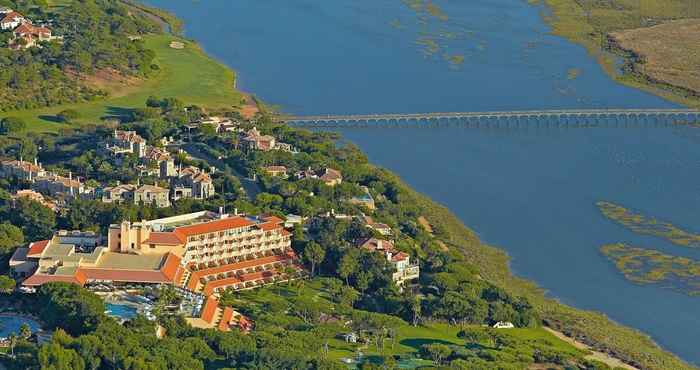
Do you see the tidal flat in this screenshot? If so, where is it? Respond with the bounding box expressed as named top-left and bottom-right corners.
top-left (601, 243), bottom-right (700, 296)
top-left (597, 201), bottom-right (700, 248)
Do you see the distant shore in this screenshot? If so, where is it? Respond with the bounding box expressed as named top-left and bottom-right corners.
top-left (538, 0), bottom-right (700, 109)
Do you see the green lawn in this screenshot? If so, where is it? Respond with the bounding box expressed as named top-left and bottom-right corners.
top-left (234, 279), bottom-right (583, 366)
top-left (7, 34), bottom-right (242, 133)
top-left (325, 323), bottom-right (583, 362)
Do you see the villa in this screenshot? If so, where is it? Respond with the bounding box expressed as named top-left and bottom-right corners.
top-left (364, 215), bottom-right (392, 236)
top-left (241, 127), bottom-right (276, 151)
top-left (241, 127), bottom-right (294, 152)
top-left (32, 172), bottom-right (91, 199)
top-left (133, 185), bottom-right (170, 208)
top-left (170, 167), bottom-right (215, 200)
top-left (0, 10), bottom-right (24, 30)
top-left (101, 184), bottom-right (137, 204)
top-left (0, 158), bottom-right (46, 181)
top-left (106, 130), bottom-right (148, 158)
top-left (0, 159), bottom-right (92, 201)
top-left (263, 166), bottom-right (288, 178)
top-left (296, 167), bottom-right (343, 186)
top-left (11, 22), bottom-right (52, 49)
top-left (319, 168), bottom-right (342, 186)
top-left (357, 238), bottom-right (419, 286)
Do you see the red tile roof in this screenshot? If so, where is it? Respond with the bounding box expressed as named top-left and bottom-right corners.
top-left (218, 307), bottom-right (234, 331)
top-left (202, 276), bottom-right (241, 296)
top-left (22, 270), bottom-right (87, 287)
top-left (80, 269), bottom-right (172, 284)
top-left (174, 216), bottom-right (255, 237)
top-left (262, 215), bottom-right (284, 224)
top-left (201, 296), bottom-right (219, 324)
top-left (159, 253), bottom-right (183, 282)
top-left (0, 11), bottom-right (22, 24)
top-left (27, 239), bottom-right (50, 257)
top-left (258, 222), bottom-right (281, 232)
top-left (391, 252), bottom-right (410, 262)
top-left (143, 232), bottom-right (185, 246)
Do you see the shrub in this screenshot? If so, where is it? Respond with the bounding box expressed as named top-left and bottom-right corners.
top-left (0, 117), bottom-right (27, 134)
top-left (57, 109), bottom-right (80, 123)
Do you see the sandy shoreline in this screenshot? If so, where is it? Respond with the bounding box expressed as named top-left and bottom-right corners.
top-left (544, 327), bottom-right (639, 370)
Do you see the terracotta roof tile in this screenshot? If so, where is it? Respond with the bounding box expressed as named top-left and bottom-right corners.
top-left (218, 307), bottom-right (234, 331)
top-left (27, 240), bottom-right (50, 257)
top-left (22, 271), bottom-right (86, 287)
top-left (80, 269), bottom-right (171, 284)
top-left (174, 217), bottom-right (255, 237)
top-left (143, 232), bottom-right (185, 246)
top-left (159, 253), bottom-right (183, 282)
top-left (201, 296), bottom-right (219, 323)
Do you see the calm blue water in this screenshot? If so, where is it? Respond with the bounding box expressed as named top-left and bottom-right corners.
top-left (145, 0), bottom-right (700, 364)
top-left (105, 303), bottom-right (138, 320)
top-left (0, 314), bottom-right (41, 337)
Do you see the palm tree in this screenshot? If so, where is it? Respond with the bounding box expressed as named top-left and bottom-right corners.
top-left (19, 323), bottom-right (31, 339)
top-left (8, 332), bottom-right (17, 358)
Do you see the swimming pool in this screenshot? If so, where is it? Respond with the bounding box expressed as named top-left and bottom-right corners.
top-left (105, 303), bottom-right (138, 320)
top-left (0, 314), bottom-right (41, 338)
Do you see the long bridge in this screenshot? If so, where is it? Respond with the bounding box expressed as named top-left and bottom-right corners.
top-left (283, 109), bottom-right (700, 128)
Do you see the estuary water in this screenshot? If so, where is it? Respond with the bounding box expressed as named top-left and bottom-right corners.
top-left (144, 0), bottom-right (700, 363)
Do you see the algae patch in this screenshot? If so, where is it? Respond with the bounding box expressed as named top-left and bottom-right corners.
top-left (597, 201), bottom-right (700, 248)
top-left (601, 243), bottom-right (700, 296)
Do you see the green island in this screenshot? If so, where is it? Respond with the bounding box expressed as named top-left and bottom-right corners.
top-left (537, 0), bottom-right (700, 107)
top-left (597, 201), bottom-right (700, 248)
top-left (0, 0), bottom-right (695, 370)
top-left (601, 243), bottom-right (700, 296)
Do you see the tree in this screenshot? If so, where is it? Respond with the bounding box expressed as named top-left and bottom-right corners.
top-left (8, 332), bottom-right (17, 358)
top-left (0, 222), bottom-right (24, 254)
top-left (355, 271), bottom-right (370, 294)
top-left (338, 286), bottom-right (359, 309)
top-left (409, 294), bottom-right (421, 327)
top-left (200, 123), bottom-right (217, 138)
top-left (19, 323), bottom-right (32, 339)
top-left (0, 117), bottom-right (26, 134)
top-left (420, 343), bottom-right (452, 365)
top-left (292, 296), bottom-right (323, 324)
top-left (303, 241), bottom-right (325, 277)
top-left (57, 109), bottom-right (80, 123)
top-left (0, 275), bottom-right (15, 293)
top-left (38, 341), bottom-right (86, 370)
top-left (338, 250), bottom-right (359, 286)
top-left (11, 198), bottom-right (55, 241)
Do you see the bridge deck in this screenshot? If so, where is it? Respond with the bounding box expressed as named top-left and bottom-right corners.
top-left (284, 109), bottom-right (700, 126)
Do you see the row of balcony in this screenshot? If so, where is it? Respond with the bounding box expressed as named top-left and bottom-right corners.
top-left (187, 245), bottom-right (285, 260)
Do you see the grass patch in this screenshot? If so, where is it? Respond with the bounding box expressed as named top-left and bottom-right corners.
top-left (5, 34), bottom-right (242, 133)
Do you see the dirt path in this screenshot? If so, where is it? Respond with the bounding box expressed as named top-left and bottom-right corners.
top-left (543, 327), bottom-right (638, 370)
top-left (418, 216), bottom-right (433, 233)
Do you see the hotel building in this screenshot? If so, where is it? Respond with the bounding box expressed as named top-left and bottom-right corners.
top-left (11, 210), bottom-right (299, 296)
